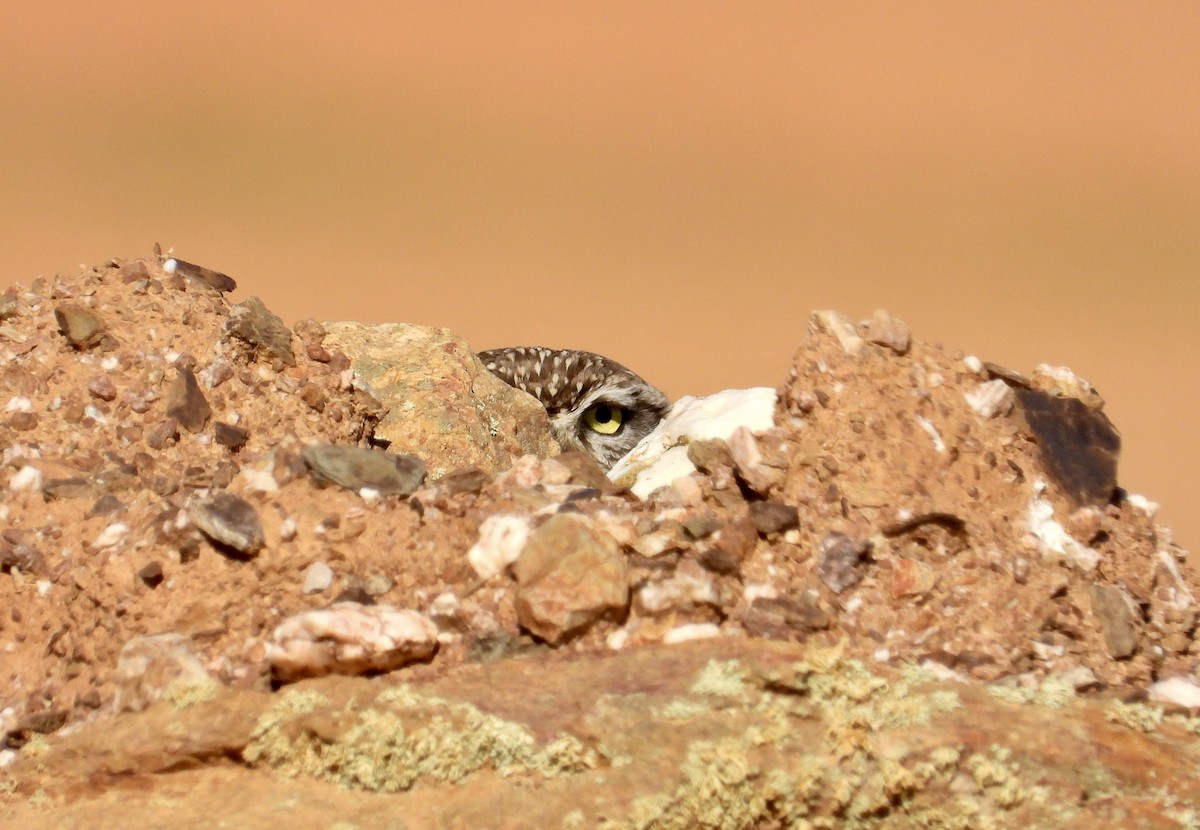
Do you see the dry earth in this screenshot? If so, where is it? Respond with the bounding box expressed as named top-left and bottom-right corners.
top-left (1, 254), bottom-right (1198, 828)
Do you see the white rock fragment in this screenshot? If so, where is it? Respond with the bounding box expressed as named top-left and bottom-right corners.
top-left (1125, 493), bottom-right (1160, 519)
top-left (94, 522), bottom-right (129, 549)
top-left (811, 310), bottom-right (865, 356)
top-left (609, 387), bottom-right (777, 499)
top-left (4, 396), bottom-right (31, 413)
top-left (266, 602), bottom-right (438, 682)
top-left (467, 513), bottom-right (532, 579)
top-left (8, 465), bottom-right (43, 492)
top-left (963, 354), bottom-right (985, 375)
top-left (1027, 480), bottom-right (1101, 571)
top-left (663, 622), bottom-right (721, 644)
top-left (1148, 677), bottom-right (1200, 709)
top-left (302, 561), bottom-right (334, 594)
top-left (914, 416), bottom-right (945, 453)
top-left (964, 378), bottom-right (1014, 418)
top-left (1156, 550), bottom-right (1194, 610)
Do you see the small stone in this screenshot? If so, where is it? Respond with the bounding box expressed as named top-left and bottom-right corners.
top-left (87, 494), bottom-right (126, 518)
top-left (1088, 584), bottom-right (1137, 659)
top-left (87, 375), bottom-right (117, 401)
top-left (226, 296), bottom-right (296, 366)
top-left (1015, 387), bottom-right (1120, 509)
top-left (302, 444), bottom-right (426, 497)
top-left (513, 514), bottom-right (630, 645)
top-left (437, 467), bottom-right (490, 497)
top-left (189, 492), bottom-right (265, 558)
top-left (861, 308), bottom-right (911, 354)
top-left (818, 532), bottom-right (871, 594)
top-left (743, 593), bottom-right (829, 640)
top-left (686, 438), bottom-right (733, 473)
top-left (265, 602), bottom-right (438, 682)
top-left (811, 310), bottom-right (865, 357)
top-left (468, 514), bottom-right (532, 580)
top-left (165, 369), bottom-right (212, 433)
top-left (364, 574), bottom-right (395, 597)
top-left (709, 515), bottom-right (758, 563)
top-left (748, 501), bottom-right (800, 536)
top-left (1148, 677), bottom-right (1200, 709)
top-left (7, 412), bottom-right (37, 431)
top-left (303, 561), bottom-right (334, 594)
top-left (145, 418), bottom-right (179, 449)
top-left (964, 379), bottom-right (1015, 418)
top-left (42, 476), bottom-right (89, 499)
top-left (138, 561), bottom-right (164, 588)
top-left (54, 303), bottom-right (106, 349)
top-left (891, 557), bottom-right (935, 598)
top-left (213, 422), bottom-right (250, 451)
top-left (683, 513), bottom-right (722, 540)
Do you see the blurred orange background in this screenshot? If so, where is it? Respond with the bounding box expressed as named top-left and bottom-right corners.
top-left (2, 2), bottom-right (1197, 548)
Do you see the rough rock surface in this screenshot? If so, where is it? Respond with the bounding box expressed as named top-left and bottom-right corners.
top-left (1, 259), bottom-right (1198, 827)
top-left (323, 321), bottom-right (560, 478)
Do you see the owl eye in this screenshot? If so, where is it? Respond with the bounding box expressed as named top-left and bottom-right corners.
top-left (583, 403), bottom-right (624, 435)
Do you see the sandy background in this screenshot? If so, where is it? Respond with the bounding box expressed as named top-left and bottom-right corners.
top-left (2, 2), bottom-right (1196, 548)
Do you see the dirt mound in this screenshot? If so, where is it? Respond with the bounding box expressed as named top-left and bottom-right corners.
top-left (1, 255), bottom-right (1197, 827)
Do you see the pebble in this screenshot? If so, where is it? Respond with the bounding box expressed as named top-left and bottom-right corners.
top-left (265, 602), bottom-right (438, 682)
top-left (1088, 584), bottom-right (1137, 659)
top-left (513, 514), bottom-right (629, 644)
top-left (1148, 677), bottom-right (1200, 709)
top-left (87, 375), bottom-right (118, 401)
top-left (302, 443), bottom-right (426, 497)
top-left (964, 379), bottom-right (1014, 418)
top-left (214, 422), bottom-right (250, 451)
top-left (811, 309), bottom-right (865, 356)
top-left (165, 368), bottom-right (213, 433)
top-left (189, 492), bottom-right (265, 557)
top-left (1015, 387), bottom-right (1120, 509)
top-left (303, 561), bottom-right (334, 594)
top-left (662, 622), bottom-right (721, 644)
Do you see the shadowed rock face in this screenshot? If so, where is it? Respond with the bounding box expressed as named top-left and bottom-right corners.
top-left (0, 260), bottom-right (1196, 827)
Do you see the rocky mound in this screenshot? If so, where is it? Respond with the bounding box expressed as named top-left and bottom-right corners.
top-left (1, 255), bottom-right (1197, 827)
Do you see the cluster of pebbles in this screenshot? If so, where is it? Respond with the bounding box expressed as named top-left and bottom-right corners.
top-left (1, 255), bottom-right (1197, 756)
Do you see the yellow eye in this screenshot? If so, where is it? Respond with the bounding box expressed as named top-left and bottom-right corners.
top-left (584, 403), bottom-right (623, 435)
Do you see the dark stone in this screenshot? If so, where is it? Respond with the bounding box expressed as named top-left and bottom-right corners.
top-left (165, 369), bottom-right (212, 433)
top-left (42, 476), bottom-right (90, 499)
top-left (743, 593), bottom-right (830, 640)
top-left (817, 532), bottom-right (871, 594)
top-left (0, 543), bottom-right (44, 575)
top-left (696, 547), bottom-right (741, 575)
top-left (302, 444), bottom-right (426, 497)
top-left (214, 422), bottom-right (250, 451)
top-left (748, 501), bottom-right (800, 536)
top-left (226, 296), bottom-right (296, 366)
top-left (189, 492), bottom-right (265, 558)
top-left (54, 304), bottom-right (106, 349)
top-left (164, 257), bottom-right (237, 293)
top-left (87, 494), bottom-right (126, 518)
top-left (138, 561), bottom-right (165, 588)
top-left (4, 709), bottom-right (68, 748)
top-left (1015, 387), bottom-right (1120, 508)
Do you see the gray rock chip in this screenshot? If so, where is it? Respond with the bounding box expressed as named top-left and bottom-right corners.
top-left (514, 514), bottom-right (630, 645)
top-left (322, 322), bottom-right (559, 479)
top-left (302, 443), bottom-right (425, 496)
top-left (1088, 584), bottom-right (1138, 659)
top-left (165, 368), bottom-right (212, 433)
top-left (817, 532), bottom-right (871, 594)
top-left (189, 492), bottom-right (265, 558)
top-left (54, 303), bottom-right (106, 349)
top-left (226, 296), bottom-right (296, 366)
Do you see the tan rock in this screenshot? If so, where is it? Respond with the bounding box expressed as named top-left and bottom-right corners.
top-left (323, 321), bottom-right (559, 478)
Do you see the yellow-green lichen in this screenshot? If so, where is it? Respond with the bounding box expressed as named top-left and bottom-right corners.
top-left (161, 677), bottom-right (221, 709)
top-left (985, 676), bottom-right (1074, 710)
top-left (242, 684), bottom-right (596, 792)
top-left (1105, 700), bottom-right (1165, 733)
top-left (689, 659), bottom-right (751, 700)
